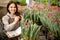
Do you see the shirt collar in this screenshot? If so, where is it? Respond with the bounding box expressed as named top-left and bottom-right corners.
top-left (7, 13), bottom-right (16, 18)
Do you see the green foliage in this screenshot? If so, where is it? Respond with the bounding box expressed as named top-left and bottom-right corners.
top-left (39, 6), bottom-right (60, 37)
top-left (35, 0), bottom-right (48, 4)
top-left (50, 0), bottom-right (58, 6)
top-left (23, 7), bottom-right (41, 24)
top-left (21, 3), bottom-right (60, 39)
top-left (17, 0), bottom-right (26, 5)
top-left (12, 0), bottom-right (26, 5)
top-left (20, 20), bottom-right (41, 40)
top-left (50, 0), bottom-right (60, 7)
top-left (42, 0), bottom-right (48, 5)
top-left (21, 7), bottom-right (42, 40)
top-left (35, 0), bottom-right (60, 7)
top-left (57, 0), bottom-right (60, 7)
top-left (35, 0), bottom-right (40, 4)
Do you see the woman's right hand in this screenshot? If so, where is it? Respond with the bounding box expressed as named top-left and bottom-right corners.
top-left (14, 16), bottom-right (20, 23)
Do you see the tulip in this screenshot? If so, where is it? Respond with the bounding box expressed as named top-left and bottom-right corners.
top-left (47, 13), bottom-right (51, 18)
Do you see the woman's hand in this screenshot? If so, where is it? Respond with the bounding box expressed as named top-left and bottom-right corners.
top-left (14, 16), bottom-right (20, 23)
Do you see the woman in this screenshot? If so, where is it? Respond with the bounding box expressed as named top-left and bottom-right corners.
top-left (2, 1), bottom-right (22, 40)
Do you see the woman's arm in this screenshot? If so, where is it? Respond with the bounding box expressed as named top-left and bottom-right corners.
top-left (2, 16), bottom-right (19, 31)
top-left (5, 27), bottom-right (21, 38)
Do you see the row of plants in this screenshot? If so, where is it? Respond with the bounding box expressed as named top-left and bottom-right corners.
top-left (20, 3), bottom-right (60, 40)
top-left (19, 3), bottom-right (42, 39)
top-left (50, 0), bottom-right (60, 7)
top-left (35, 0), bottom-right (60, 7)
top-left (20, 20), bottom-right (41, 40)
top-left (19, 3), bottom-right (43, 40)
top-left (11, 0), bottom-right (60, 7)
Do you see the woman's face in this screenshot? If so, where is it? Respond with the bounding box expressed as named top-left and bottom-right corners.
top-left (8, 3), bottom-right (16, 14)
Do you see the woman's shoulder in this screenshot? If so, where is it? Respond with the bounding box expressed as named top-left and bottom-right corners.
top-left (2, 14), bottom-right (10, 20)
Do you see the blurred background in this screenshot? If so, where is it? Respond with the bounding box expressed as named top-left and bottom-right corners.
top-left (0, 0), bottom-right (60, 19)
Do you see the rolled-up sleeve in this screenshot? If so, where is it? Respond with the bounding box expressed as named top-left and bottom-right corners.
top-left (2, 16), bottom-right (15, 31)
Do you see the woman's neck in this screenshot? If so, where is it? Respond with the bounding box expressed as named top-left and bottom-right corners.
top-left (10, 13), bottom-right (15, 17)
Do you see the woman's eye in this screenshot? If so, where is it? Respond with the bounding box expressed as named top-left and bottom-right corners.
top-left (10, 6), bottom-right (16, 8)
top-left (14, 7), bottom-right (16, 8)
top-left (10, 7), bottom-right (13, 8)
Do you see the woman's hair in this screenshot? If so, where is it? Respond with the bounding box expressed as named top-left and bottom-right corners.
top-left (7, 1), bottom-right (18, 15)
